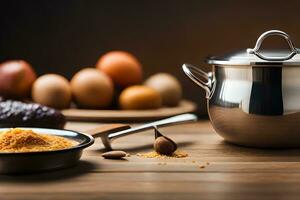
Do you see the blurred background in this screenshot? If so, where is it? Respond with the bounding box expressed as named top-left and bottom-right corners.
top-left (1, 0), bottom-right (299, 116)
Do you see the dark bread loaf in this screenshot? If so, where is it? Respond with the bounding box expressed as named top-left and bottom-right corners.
top-left (0, 100), bottom-right (66, 129)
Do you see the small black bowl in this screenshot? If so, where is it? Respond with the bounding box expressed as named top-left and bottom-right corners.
top-left (0, 127), bottom-right (94, 174)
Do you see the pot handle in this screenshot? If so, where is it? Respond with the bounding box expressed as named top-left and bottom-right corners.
top-left (182, 63), bottom-right (215, 99)
top-left (247, 30), bottom-right (298, 61)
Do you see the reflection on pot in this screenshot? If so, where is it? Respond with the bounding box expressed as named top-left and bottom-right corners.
top-left (208, 65), bottom-right (300, 147)
top-left (282, 67), bottom-right (300, 114)
top-left (209, 105), bottom-right (300, 148)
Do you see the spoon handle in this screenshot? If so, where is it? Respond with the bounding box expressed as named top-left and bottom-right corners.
top-left (108, 113), bottom-right (198, 140)
top-left (85, 124), bottom-right (131, 138)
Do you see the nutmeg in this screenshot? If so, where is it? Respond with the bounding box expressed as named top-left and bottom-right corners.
top-left (153, 127), bottom-right (177, 155)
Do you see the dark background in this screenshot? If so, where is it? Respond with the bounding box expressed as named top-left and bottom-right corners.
top-left (1, 0), bottom-right (299, 115)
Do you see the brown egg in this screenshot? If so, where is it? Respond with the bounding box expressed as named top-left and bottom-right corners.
top-left (119, 85), bottom-right (162, 110)
top-left (0, 60), bottom-right (37, 98)
top-left (32, 74), bottom-right (72, 109)
top-left (144, 73), bottom-right (182, 106)
top-left (96, 51), bottom-right (143, 87)
top-left (71, 68), bottom-right (114, 109)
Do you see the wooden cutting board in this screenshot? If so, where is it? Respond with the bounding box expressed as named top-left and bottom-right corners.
top-left (62, 100), bottom-right (196, 122)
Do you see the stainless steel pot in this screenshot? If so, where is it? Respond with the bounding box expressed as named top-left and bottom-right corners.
top-left (183, 30), bottom-right (300, 148)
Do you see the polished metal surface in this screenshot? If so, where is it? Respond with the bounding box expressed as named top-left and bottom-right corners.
top-left (247, 30), bottom-right (298, 61)
top-left (209, 65), bottom-right (300, 148)
top-left (183, 64), bottom-right (300, 148)
top-left (183, 30), bottom-right (300, 148)
top-left (182, 64), bottom-right (215, 98)
top-left (207, 30), bottom-right (300, 66)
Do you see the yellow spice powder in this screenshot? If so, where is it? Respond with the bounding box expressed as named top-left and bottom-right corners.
top-left (0, 128), bottom-right (76, 153)
top-left (136, 151), bottom-right (188, 159)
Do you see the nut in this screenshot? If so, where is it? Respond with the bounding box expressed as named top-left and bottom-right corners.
top-left (154, 136), bottom-right (177, 155)
top-left (101, 150), bottom-right (127, 159)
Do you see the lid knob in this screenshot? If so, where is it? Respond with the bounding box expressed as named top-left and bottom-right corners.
top-left (247, 30), bottom-right (298, 61)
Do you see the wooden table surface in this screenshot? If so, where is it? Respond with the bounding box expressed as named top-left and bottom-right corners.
top-left (1, 120), bottom-right (300, 200)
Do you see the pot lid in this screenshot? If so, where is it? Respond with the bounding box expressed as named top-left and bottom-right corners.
top-left (207, 30), bottom-right (300, 66)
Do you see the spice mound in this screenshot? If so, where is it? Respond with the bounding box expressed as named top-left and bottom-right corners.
top-left (0, 128), bottom-right (76, 153)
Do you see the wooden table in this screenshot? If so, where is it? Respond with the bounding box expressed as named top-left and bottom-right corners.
top-left (1, 120), bottom-right (300, 200)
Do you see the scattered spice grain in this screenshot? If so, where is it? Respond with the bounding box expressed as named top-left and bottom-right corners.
top-left (136, 150), bottom-right (188, 159)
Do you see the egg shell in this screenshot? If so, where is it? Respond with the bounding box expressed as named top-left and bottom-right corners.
top-left (32, 74), bottom-right (72, 109)
top-left (71, 68), bottom-right (114, 109)
top-left (96, 51), bottom-right (142, 87)
top-left (144, 73), bottom-right (182, 106)
top-left (0, 60), bottom-right (36, 98)
top-left (119, 85), bottom-right (162, 110)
